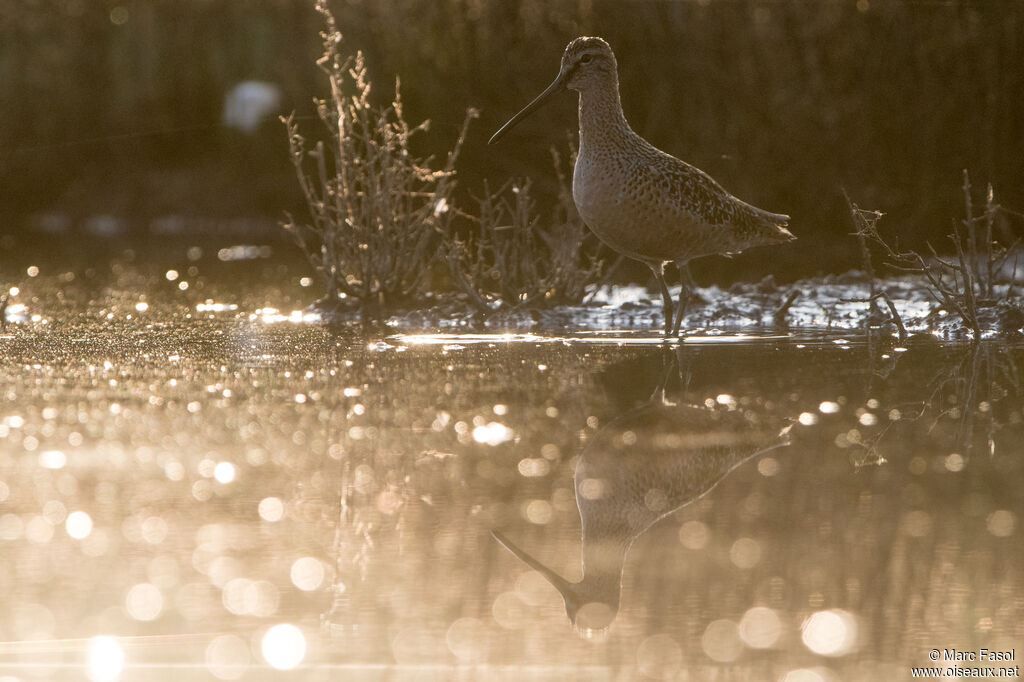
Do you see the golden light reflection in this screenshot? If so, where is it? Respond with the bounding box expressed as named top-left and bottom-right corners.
top-left (261, 624), bottom-right (306, 670)
top-left (491, 591), bottom-right (529, 630)
top-left (87, 636), bottom-right (124, 682)
top-left (797, 412), bottom-right (818, 426)
top-left (472, 421), bottom-right (514, 446)
top-left (258, 497), bottom-right (285, 522)
top-left (208, 556), bottom-right (244, 588)
top-left (125, 582), bottom-right (164, 621)
top-left (780, 668), bottom-right (838, 682)
top-left (38, 449), bottom-right (67, 469)
top-left (213, 461), bottom-right (236, 484)
top-left (222, 578), bottom-right (252, 615)
top-left (524, 499), bottom-right (554, 525)
top-left (0, 513), bottom-right (23, 540)
top-left (716, 393), bottom-right (737, 409)
top-left (801, 609), bottom-right (859, 656)
top-left (25, 515), bottom-right (55, 544)
top-left (205, 634), bottom-right (250, 680)
top-left (247, 580), bottom-right (280, 617)
top-left (578, 478), bottom-right (607, 501)
top-left (66, 510), bottom-right (93, 539)
top-left (290, 557), bottom-right (326, 591)
top-left (391, 627), bottom-right (441, 664)
top-left (758, 457), bottom-right (780, 476)
top-left (818, 401), bottom-right (840, 415)
top-left (517, 457), bottom-right (551, 477)
top-left (445, 617), bottom-right (489, 662)
top-left (701, 619), bottom-right (742, 662)
top-left (738, 606), bottom-right (784, 649)
top-left (196, 302), bottom-right (239, 313)
top-left (636, 633), bottom-right (682, 680)
top-left (255, 308), bottom-right (320, 324)
top-left (987, 510), bottom-right (1016, 537)
top-left (944, 453), bottom-right (965, 472)
top-left (729, 537), bottom-right (762, 569)
top-left (678, 520), bottom-right (711, 550)
top-left (140, 516), bottom-right (169, 545)
top-left (901, 510), bottom-right (932, 538)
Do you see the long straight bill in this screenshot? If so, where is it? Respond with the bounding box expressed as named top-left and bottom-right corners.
top-left (490, 530), bottom-right (576, 597)
top-left (488, 72), bottom-right (567, 145)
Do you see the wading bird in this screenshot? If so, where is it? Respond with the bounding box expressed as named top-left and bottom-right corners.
top-left (490, 37), bottom-right (795, 336)
top-left (492, 384), bottom-right (790, 636)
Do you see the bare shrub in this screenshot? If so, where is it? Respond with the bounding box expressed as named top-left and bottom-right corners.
top-left (282, 0), bottom-right (473, 315)
top-left (848, 170), bottom-right (1021, 336)
top-left (283, 3), bottom-right (606, 320)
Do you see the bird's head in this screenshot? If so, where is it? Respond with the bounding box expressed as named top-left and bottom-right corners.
top-left (489, 36), bottom-right (617, 144)
top-left (559, 36), bottom-right (618, 92)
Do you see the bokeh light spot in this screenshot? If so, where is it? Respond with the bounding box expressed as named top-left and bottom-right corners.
top-left (524, 499), bottom-right (553, 525)
top-left (261, 624), bottom-right (306, 670)
top-left (125, 583), bottom-right (164, 621)
top-left (701, 619), bottom-right (742, 662)
top-left (290, 557), bottom-right (326, 591)
top-left (738, 606), bottom-right (783, 649)
top-left (258, 497), bottom-right (285, 522)
top-left (66, 511), bottom-right (94, 539)
top-left (205, 634), bottom-right (250, 680)
top-left (987, 510), bottom-right (1016, 537)
top-left (39, 450), bottom-right (67, 469)
top-left (818, 401), bottom-right (840, 415)
top-left (213, 461), bottom-right (236, 484)
top-left (679, 520), bottom-right (710, 550)
top-left (801, 609), bottom-right (858, 656)
top-left (446, 617), bottom-right (488, 662)
top-left (729, 537), bottom-right (762, 569)
top-left (491, 591), bottom-right (529, 630)
top-left (87, 636), bottom-right (124, 682)
top-left (636, 633), bottom-right (682, 679)
top-left (472, 421), bottom-right (513, 446)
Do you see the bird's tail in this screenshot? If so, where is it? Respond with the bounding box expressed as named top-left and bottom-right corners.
top-left (759, 209), bottom-right (795, 242)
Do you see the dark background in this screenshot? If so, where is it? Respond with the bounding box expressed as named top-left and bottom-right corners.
top-left (2, 0), bottom-right (1022, 283)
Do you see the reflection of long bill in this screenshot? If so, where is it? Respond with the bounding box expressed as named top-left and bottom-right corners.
top-left (488, 71), bottom-right (569, 145)
top-left (490, 529), bottom-right (579, 608)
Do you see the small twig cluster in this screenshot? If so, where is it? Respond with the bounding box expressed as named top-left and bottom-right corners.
top-left (443, 150), bottom-right (603, 316)
top-left (847, 171), bottom-right (1021, 337)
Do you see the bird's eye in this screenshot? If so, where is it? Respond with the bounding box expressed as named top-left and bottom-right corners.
top-left (580, 54), bottom-right (592, 64)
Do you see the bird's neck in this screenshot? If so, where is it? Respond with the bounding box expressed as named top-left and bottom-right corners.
top-left (577, 80), bottom-right (631, 150)
top-left (578, 534), bottom-right (629, 597)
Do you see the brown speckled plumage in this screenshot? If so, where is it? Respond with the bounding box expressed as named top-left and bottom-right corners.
top-left (491, 36), bottom-right (795, 336)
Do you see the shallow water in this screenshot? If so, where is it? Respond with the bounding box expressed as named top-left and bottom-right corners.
top-left (0, 265), bottom-right (1022, 681)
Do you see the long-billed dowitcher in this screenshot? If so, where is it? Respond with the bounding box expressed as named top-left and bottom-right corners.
top-left (490, 37), bottom-right (795, 336)
top-left (492, 384), bottom-right (790, 635)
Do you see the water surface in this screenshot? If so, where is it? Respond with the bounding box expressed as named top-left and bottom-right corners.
top-left (0, 270), bottom-right (1022, 681)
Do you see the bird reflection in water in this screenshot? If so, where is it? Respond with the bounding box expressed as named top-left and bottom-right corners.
top-left (492, 362), bottom-right (791, 637)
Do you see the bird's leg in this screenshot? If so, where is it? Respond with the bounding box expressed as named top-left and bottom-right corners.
top-left (672, 262), bottom-right (696, 336)
top-left (648, 262), bottom-right (674, 337)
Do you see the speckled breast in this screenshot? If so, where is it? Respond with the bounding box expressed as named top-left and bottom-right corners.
top-left (572, 149), bottom-right (705, 265)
